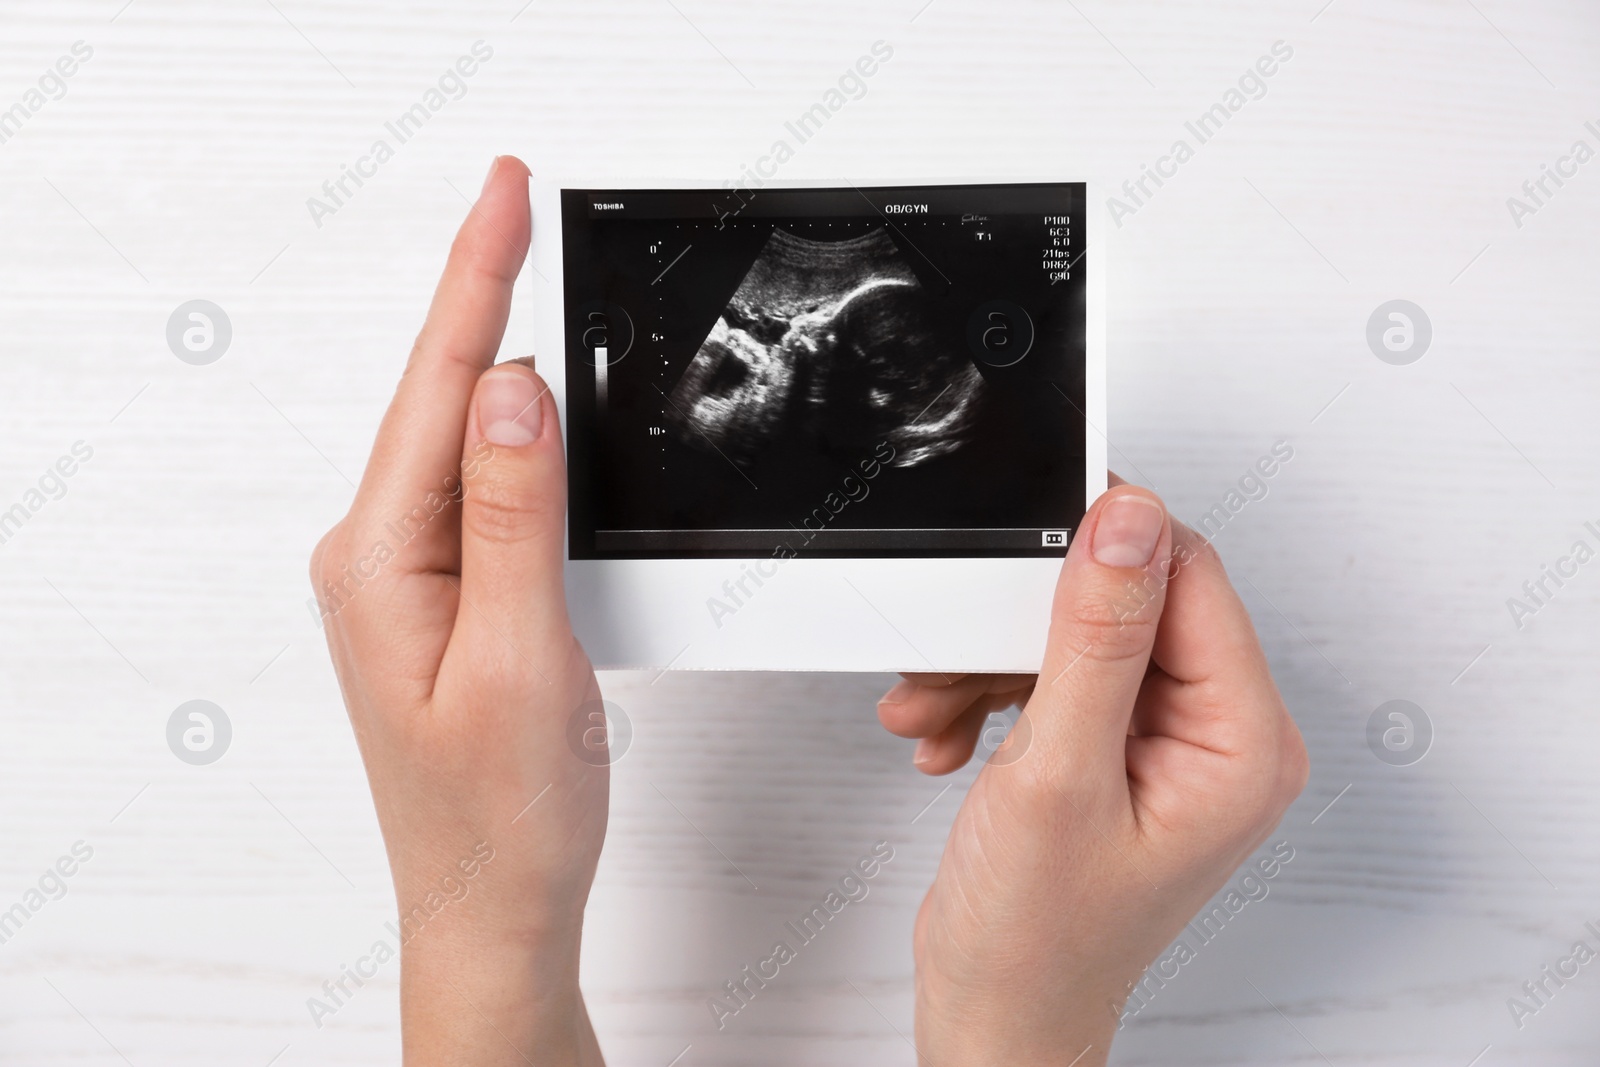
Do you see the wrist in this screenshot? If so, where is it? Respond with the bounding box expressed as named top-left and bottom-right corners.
top-left (916, 1005), bottom-right (1117, 1067)
top-left (914, 954), bottom-right (1120, 1067)
top-left (400, 928), bottom-right (602, 1067)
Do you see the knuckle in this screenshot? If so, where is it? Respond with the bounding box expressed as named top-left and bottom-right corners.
top-left (1276, 721), bottom-right (1311, 805)
top-left (1244, 776), bottom-right (1288, 824)
top-left (462, 468), bottom-right (555, 546)
top-left (1057, 585), bottom-right (1162, 663)
top-left (1171, 525), bottom-right (1224, 576)
top-left (309, 524), bottom-right (345, 588)
top-left (1233, 720), bottom-right (1309, 831)
top-left (1187, 533), bottom-right (1223, 570)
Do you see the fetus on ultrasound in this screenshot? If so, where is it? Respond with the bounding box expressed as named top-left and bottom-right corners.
top-left (666, 227), bottom-right (984, 469)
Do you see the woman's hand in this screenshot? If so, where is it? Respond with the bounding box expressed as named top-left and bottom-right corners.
top-left (311, 156), bottom-right (607, 1067)
top-left (878, 484), bottom-right (1309, 1065)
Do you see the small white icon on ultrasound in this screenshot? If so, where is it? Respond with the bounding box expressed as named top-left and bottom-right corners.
top-left (1042, 531), bottom-right (1067, 547)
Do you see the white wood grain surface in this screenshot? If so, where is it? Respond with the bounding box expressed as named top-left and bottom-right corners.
top-left (2, 0), bottom-right (1599, 1063)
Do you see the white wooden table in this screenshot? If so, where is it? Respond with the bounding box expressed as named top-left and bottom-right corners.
top-left (2, 1), bottom-right (1598, 1063)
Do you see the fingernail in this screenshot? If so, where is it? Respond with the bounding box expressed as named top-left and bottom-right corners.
top-left (481, 155), bottom-right (502, 195)
top-left (913, 738), bottom-right (937, 765)
top-left (1091, 494), bottom-right (1164, 568)
top-left (879, 679), bottom-right (916, 705)
top-left (478, 370), bottom-right (543, 446)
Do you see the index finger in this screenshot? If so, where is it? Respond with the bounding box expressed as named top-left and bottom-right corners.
top-left (345, 155), bottom-right (532, 570)
top-left (1152, 520), bottom-right (1273, 690)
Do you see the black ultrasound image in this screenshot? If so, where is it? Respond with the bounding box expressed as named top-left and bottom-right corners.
top-left (666, 228), bottom-right (984, 470)
top-left (561, 185), bottom-right (1087, 559)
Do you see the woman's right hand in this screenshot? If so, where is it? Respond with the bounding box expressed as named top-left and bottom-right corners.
top-left (877, 484), bottom-right (1308, 1065)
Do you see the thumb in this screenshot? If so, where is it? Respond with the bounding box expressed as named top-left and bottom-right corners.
top-left (450, 360), bottom-right (572, 675)
top-left (1030, 486), bottom-right (1173, 788)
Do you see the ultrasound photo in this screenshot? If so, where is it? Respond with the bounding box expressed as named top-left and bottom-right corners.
top-left (561, 184), bottom-right (1087, 559)
top-left (666, 227), bottom-right (985, 470)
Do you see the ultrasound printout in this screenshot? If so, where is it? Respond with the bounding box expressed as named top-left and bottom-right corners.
top-left (561, 184), bottom-right (1087, 559)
